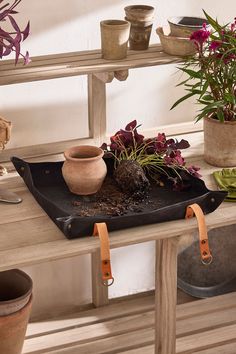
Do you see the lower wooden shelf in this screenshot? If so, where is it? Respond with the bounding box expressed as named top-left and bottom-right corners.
top-left (23, 292), bottom-right (236, 354)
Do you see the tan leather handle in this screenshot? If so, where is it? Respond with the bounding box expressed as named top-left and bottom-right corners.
top-left (93, 222), bottom-right (114, 286)
top-left (185, 203), bottom-right (213, 265)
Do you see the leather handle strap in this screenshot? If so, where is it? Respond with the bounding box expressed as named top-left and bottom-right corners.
top-left (93, 222), bottom-right (114, 286)
top-left (185, 203), bottom-right (213, 265)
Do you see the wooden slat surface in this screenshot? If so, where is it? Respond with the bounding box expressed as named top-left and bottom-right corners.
top-left (22, 292), bottom-right (236, 354)
top-left (0, 134), bottom-right (235, 271)
top-left (0, 45), bottom-right (182, 86)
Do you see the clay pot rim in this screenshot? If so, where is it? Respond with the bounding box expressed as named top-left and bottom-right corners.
top-left (0, 295), bottom-right (33, 320)
top-left (124, 5), bottom-right (154, 13)
top-left (100, 19), bottom-right (130, 28)
top-left (156, 26), bottom-right (195, 41)
top-left (64, 145), bottom-right (104, 162)
top-left (168, 16), bottom-right (209, 29)
top-left (0, 269), bottom-right (33, 306)
top-left (204, 116), bottom-right (236, 125)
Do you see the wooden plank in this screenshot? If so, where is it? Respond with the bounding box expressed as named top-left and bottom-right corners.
top-left (26, 294), bottom-right (154, 337)
top-left (155, 237), bottom-right (178, 354)
top-left (0, 45), bottom-right (182, 86)
top-left (23, 292), bottom-right (236, 354)
top-left (120, 341), bottom-right (236, 354)
top-left (0, 137), bottom-right (93, 162)
top-left (0, 202), bottom-right (235, 271)
top-left (91, 250), bottom-right (109, 307)
top-left (176, 324), bottom-right (236, 353)
top-left (88, 74), bottom-right (107, 145)
top-left (26, 292), bottom-right (236, 339)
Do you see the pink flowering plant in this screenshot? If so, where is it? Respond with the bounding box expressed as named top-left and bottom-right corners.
top-left (171, 11), bottom-right (236, 122)
top-left (102, 120), bottom-right (201, 188)
top-left (0, 0), bottom-right (30, 64)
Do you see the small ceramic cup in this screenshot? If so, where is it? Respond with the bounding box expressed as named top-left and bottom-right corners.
top-left (100, 19), bottom-right (130, 60)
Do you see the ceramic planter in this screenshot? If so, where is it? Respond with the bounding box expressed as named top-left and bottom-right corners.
top-left (0, 116), bottom-right (11, 148)
top-left (204, 117), bottom-right (236, 167)
top-left (168, 16), bottom-right (209, 38)
top-left (62, 145), bottom-right (107, 195)
top-left (125, 5), bottom-right (154, 50)
top-left (100, 20), bottom-right (130, 60)
top-left (156, 27), bottom-right (196, 56)
top-left (0, 269), bottom-right (33, 354)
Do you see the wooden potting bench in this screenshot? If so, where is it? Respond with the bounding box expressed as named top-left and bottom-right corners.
top-left (0, 45), bottom-right (236, 353)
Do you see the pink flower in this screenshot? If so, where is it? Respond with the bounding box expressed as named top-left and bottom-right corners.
top-left (209, 40), bottom-right (221, 51)
top-left (190, 28), bottom-right (210, 45)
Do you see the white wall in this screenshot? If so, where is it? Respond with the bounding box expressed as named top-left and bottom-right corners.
top-left (2, 0), bottom-right (235, 317)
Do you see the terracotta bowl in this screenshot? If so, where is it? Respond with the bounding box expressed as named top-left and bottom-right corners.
top-left (156, 27), bottom-right (196, 56)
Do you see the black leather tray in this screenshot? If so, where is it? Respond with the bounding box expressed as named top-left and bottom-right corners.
top-left (12, 157), bottom-right (227, 239)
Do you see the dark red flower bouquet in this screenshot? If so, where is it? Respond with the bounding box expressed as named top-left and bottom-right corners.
top-left (0, 0), bottom-right (30, 64)
top-left (171, 11), bottom-right (236, 122)
top-left (102, 120), bottom-right (200, 193)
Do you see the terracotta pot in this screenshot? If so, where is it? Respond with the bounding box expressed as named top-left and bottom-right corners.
top-left (100, 20), bottom-right (130, 60)
top-left (125, 5), bottom-right (154, 50)
top-left (62, 145), bottom-right (107, 195)
top-left (0, 269), bottom-right (33, 354)
top-left (168, 16), bottom-right (209, 38)
top-left (156, 27), bottom-right (196, 56)
top-left (204, 117), bottom-right (236, 167)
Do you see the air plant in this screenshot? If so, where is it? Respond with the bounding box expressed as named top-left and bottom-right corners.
top-left (0, 0), bottom-right (30, 64)
top-left (102, 120), bottom-right (201, 193)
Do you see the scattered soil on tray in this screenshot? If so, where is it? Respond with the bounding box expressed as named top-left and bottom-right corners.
top-left (72, 176), bottom-right (155, 217)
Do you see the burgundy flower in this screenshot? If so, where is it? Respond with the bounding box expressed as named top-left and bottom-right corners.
top-left (209, 40), bottom-right (222, 51)
top-left (187, 165), bottom-right (202, 178)
top-left (190, 28), bottom-right (210, 46)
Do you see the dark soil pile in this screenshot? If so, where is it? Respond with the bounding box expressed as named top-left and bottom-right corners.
top-left (114, 160), bottom-right (150, 193)
top-left (72, 175), bottom-right (153, 217)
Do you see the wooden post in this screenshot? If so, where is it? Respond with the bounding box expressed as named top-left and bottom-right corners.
top-left (88, 74), bottom-right (107, 146)
top-left (91, 250), bottom-right (109, 307)
top-left (155, 237), bottom-right (179, 354)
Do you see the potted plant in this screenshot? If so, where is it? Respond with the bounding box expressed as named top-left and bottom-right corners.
top-left (0, 0), bottom-right (30, 174)
top-left (171, 11), bottom-right (236, 167)
top-left (102, 120), bottom-right (201, 194)
top-left (0, 0), bottom-right (30, 64)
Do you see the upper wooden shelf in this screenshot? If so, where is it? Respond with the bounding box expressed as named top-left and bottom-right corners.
top-left (0, 44), bottom-right (182, 86)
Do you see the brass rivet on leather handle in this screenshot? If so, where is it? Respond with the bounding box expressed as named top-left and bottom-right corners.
top-left (93, 223), bottom-right (114, 286)
top-left (185, 203), bottom-right (213, 266)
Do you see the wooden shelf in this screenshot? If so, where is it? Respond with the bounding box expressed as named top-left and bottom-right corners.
top-left (22, 292), bottom-right (236, 354)
top-left (0, 142), bottom-right (235, 272)
top-left (0, 44), bottom-right (182, 86)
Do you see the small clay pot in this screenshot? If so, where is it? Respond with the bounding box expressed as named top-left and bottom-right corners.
top-left (0, 269), bottom-right (33, 354)
top-left (156, 27), bottom-right (196, 56)
top-left (100, 20), bottom-right (130, 60)
top-left (204, 117), bottom-right (236, 167)
top-left (124, 5), bottom-right (154, 50)
top-left (62, 145), bottom-right (107, 195)
top-left (168, 16), bottom-right (209, 38)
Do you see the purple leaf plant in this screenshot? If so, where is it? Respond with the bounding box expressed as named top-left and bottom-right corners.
top-left (102, 120), bottom-right (201, 188)
top-left (0, 0), bottom-right (30, 65)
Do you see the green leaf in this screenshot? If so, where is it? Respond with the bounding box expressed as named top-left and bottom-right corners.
top-left (202, 94), bottom-right (214, 101)
top-left (224, 93), bottom-right (236, 104)
top-left (178, 67), bottom-right (202, 79)
top-left (202, 10), bottom-right (222, 33)
top-left (217, 109), bottom-right (225, 122)
top-left (170, 92), bottom-right (197, 110)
